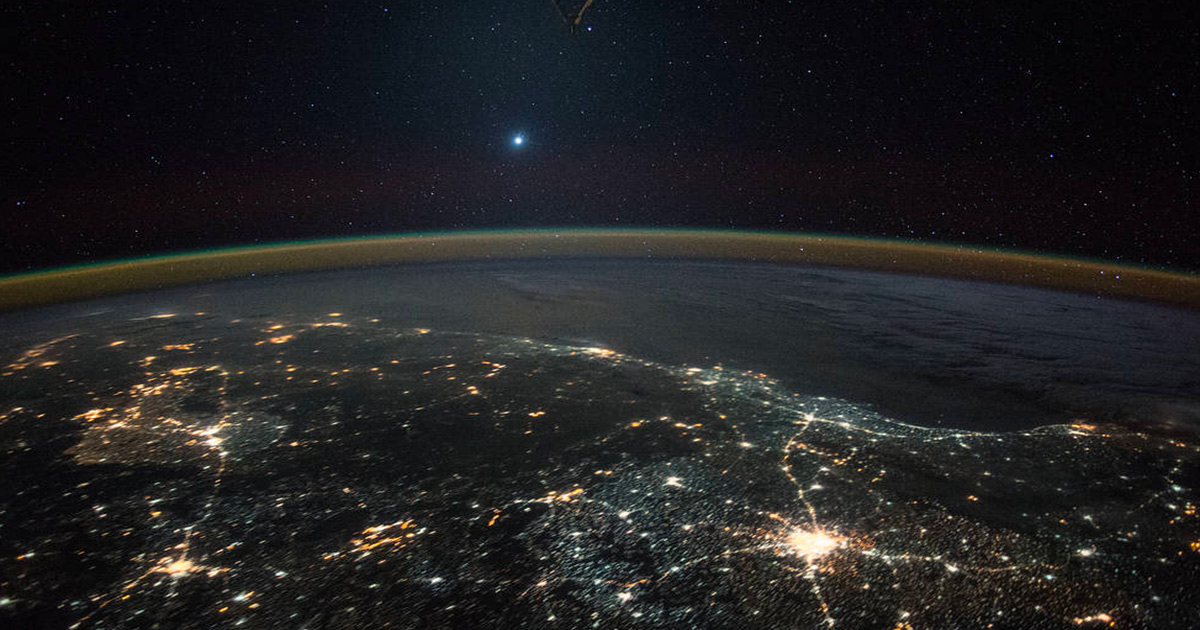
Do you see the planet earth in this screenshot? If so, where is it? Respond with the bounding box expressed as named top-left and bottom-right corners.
top-left (1, 253), bottom-right (1198, 629)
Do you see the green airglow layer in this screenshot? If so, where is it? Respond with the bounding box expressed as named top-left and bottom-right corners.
top-left (1, 228), bottom-right (1197, 311)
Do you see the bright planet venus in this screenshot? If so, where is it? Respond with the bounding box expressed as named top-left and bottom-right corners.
top-left (0, 230), bottom-right (1198, 629)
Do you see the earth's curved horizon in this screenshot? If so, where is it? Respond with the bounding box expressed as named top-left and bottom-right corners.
top-left (3, 229), bottom-right (1199, 312)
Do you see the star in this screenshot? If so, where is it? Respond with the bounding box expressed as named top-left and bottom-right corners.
top-left (512, 134), bottom-right (524, 147)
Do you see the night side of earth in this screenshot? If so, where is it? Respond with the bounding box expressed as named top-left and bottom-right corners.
top-left (0, 242), bottom-right (1198, 630)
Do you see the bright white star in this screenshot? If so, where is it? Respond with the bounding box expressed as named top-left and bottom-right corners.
top-left (512, 135), bottom-right (524, 146)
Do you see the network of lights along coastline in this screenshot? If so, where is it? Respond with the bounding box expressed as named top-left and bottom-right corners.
top-left (0, 313), bottom-right (1197, 628)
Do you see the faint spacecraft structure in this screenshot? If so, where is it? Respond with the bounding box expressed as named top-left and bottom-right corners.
top-left (551, 0), bottom-right (597, 33)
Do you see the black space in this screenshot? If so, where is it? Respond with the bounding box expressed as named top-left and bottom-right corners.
top-left (3, 1), bottom-right (1196, 274)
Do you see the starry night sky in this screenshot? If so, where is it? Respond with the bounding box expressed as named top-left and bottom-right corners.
top-left (3, 1), bottom-right (1196, 274)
